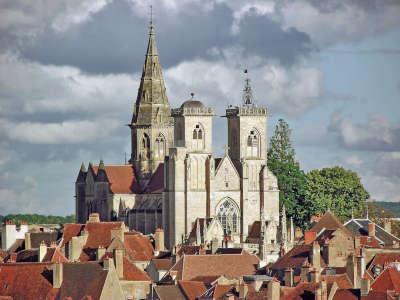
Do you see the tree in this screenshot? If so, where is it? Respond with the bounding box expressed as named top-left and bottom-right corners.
top-left (267, 119), bottom-right (308, 228)
top-left (305, 167), bottom-right (369, 221)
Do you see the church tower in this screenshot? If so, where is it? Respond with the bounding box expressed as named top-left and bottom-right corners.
top-left (130, 19), bottom-right (174, 179)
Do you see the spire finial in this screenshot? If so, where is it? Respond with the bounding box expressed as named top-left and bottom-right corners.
top-left (242, 69), bottom-right (254, 106)
top-left (150, 4), bottom-right (153, 26)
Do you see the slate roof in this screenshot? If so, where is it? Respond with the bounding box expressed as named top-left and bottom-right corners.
top-left (30, 231), bottom-right (59, 248)
top-left (0, 262), bottom-right (57, 299)
top-left (58, 262), bottom-right (108, 300)
top-left (91, 164), bottom-right (140, 194)
top-left (344, 219), bottom-right (400, 246)
top-left (143, 163), bottom-right (164, 194)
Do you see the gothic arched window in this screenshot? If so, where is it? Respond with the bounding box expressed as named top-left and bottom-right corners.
top-left (141, 133), bottom-right (151, 159)
top-left (155, 133), bottom-right (166, 159)
top-left (192, 123), bottom-right (204, 150)
top-left (216, 198), bottom-right (240, 235)
top-left (247, 129), bottom-right (260, 157)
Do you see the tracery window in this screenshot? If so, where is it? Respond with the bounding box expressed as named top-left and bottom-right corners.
top-left (141, 133), bottom-right (151, 159)
top-left (216, 198), bottom-right (240, 235)
top-left (247, 129), bottom-right (260, 157)
top-left (192, 123), bottom-right (204, 150)
top-left (155, 133), bottom-right (165, 158)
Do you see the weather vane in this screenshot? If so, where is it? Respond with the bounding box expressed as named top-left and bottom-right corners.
top-left (242, 69), bottom-right (254, 106)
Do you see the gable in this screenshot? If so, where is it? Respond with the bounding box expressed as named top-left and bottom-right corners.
top-left (214, 156), bottom-right (240, 191)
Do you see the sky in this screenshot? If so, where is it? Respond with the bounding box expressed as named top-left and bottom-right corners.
top-left (0, 0), bottom-right (399, 215)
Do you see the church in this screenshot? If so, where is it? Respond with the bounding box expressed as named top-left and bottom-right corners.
top-left (75, 20), bottom-right (290, 259)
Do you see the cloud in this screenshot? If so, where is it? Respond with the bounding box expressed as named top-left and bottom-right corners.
top-left (279, 0), bottom-right (400, 47)
top-left (329, 112), bottom-right (400, 151)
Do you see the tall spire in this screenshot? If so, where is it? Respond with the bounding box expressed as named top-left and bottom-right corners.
top-left (132, 9), bottom-right (170, 126)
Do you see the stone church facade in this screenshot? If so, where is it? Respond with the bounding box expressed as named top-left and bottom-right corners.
top-left (75, 22), bottom-right (287, 258)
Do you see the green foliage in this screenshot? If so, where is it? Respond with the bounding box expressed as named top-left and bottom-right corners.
top-left (305, 167), bottom-right (370, 221)
top-left (267, 119), bottom-right (308, 228)
top-left (0, 214), bottom-right (75, 225)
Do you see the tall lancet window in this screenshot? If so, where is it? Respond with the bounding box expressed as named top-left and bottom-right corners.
top-left (247, 129), bottom-right (260, 157)
top-left (216, 198), bottom-right (240, 235)
top-left (192, 123), bottom-right (204, 150)
top-left (141, 133), bottom-right (151, 159)
top-left (155, 133), bottom-right (165, 159)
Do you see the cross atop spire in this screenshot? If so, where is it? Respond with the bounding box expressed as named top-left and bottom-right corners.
top-left (242, 69), bottom-right (254, 106)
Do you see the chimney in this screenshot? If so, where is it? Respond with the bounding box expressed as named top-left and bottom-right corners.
top-left (71, 236), bottom-right (84, 261)
top-left (39, 241), bottom-right (47, 262)
top-left (284, 268), bottom-right (294, 287)
top-left (346, 254), bottom-right (357, 288)
top-left (211, 237), bottom-right (219, 254)
top-left (97, 246), bottom-right (106, 260)
top-left (53, 263), bottom-right (63, 288)
top-left (304, 231), bottom-right (316, 245)
top-left (309, 268), bottom-right (321, 283)
top-left (154, 228), bottom-right (165, 252)
top-left (368, 222), bottom-right (375, 237)
top-left (360, 275), bottom-right (370, 296)
top-left (88, 213), bottom-right (100, 223)
top-left (267, 279), bottom-right (280, 300)
top-left (384, 219), bottom-right (392, 234)
top-left (312, 241), bottom-right (321, 269)
top-left (357, 249), bottom-right (365, 279)
top-left (316, 280), bottom-right (327, 300)
top-left (113, 248), bottom-right (124, 279)
top-left (24, 232), bottom-right (31, 250)
top-left (238, 281), bottom-right (248, 300)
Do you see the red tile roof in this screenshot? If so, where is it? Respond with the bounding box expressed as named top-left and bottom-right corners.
top-left (123, 257), bottom-right (151, 281)
top-left (0, 262), bottom-right (57, 299)
top-left (270, 244), bottom-right (312, 270)
top-left (92, 164), bottom-right (140, 194)
top-left (360, 236), bottom-right (382, 248)
top-left (61, 223), bottom-right (84, 246)
top-left (322, 274), bottom-right (352, 289)
top-left (154, 285), bottom-right (185, 300)
top-left (169, 253), bottom-right (259, 282)
top-left (42, 248), bottom-right (68, 263)
top-left (124, 232), bottom-right (154, 261)
top-left (84, 222), bottom-right (124, 248)
top-left (178, 280), bottom-right (207, 300)
top-left (371, 266), bottom-right (400, 293)
top-left (151, 258), bottom-right (173, 271)
top-left (310, 212), bottom-right (352, 236)
top-left (368, 253), bottom-right (400, 277)
top-left (332, 289), bottom-right (360, 300)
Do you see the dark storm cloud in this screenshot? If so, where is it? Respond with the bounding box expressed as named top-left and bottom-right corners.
top-left (19, 0), bottom-right (311, 74)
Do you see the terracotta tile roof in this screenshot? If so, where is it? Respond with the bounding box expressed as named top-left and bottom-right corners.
top-left (280, 282), bottom-right (318, 300)
top-left (123, 257), bottom-right (151, 281)
top-left (332, 289), bottom-right (360, 300)
top-left (84, 222), bottom-right (124, 248)
top-left (61, 223), bottom-right (84, 246)
top-left (362, 290), bottom-right (390, 300)
top-left (42, 248), bottom-right (68, 263)
top-left (92, 164), bottom-right (140, 194)
top-left (177, 245), bottom-right (201, 256)
top-left (199, 284), bottom-right (234, 300)
top-left (124, 232), bottom-right (154, 261)
top-left (169, 253), bottom-right (259, 282)
top-left (0, 262), bottom-right (57, 299)
top-left (143, 163), bottom-right (164, 193)
top-left (152, 258), bottom-right (173, 271)
top-left (322, 274), bottom-right (353, 289)
top-left (371, 266), bottom-right (400, 293)
top-left (178, 280), bottom-right (207, 300)
top-left (154, 285), bottom-right (185, 300)
top-left (359, 236), bottom-right (382, 248)
top-left (58, 262), bottom-right (108, 300)
top-left (310, 212), bottom-right (352, 236)
top-left (368, 253), bottom-right (400, 277)
top-left (270, 244), bottom-right (311, 270)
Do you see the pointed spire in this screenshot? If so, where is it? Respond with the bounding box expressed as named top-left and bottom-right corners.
top-left (132, 15), bottom-right (170, 125)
